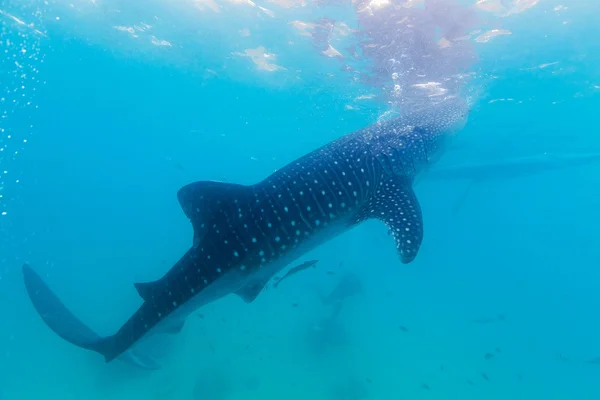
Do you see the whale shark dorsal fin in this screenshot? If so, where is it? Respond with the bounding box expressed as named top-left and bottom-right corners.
top-left (235, 279), bottom-right (268, 303)
top-left (177, 180), bottom-right (251, 247)
top-left (355, 177), bottom-right (423, 263)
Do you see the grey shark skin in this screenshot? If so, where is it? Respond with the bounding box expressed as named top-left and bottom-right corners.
top-left (24, 97), bottom-right (468, 364)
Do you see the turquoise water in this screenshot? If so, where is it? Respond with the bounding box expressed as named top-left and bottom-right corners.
top-left (1, 0), bottom-right (600, 399)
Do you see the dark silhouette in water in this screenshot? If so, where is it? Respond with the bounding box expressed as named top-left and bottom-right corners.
top-left (316, 272), bottom-right (364, 307)
top-left (192, 364), bottom-right (232, 400)
top-left (331, 377), bottom-right (369, 400)
top-left (425, 152), bottom-right (600, 215)
top-left (471, 313), bottom-right (506, 324)
top-left (23, 98), bottom-right (468, 364)
top-left (305, 272), bottom-right (365, 355)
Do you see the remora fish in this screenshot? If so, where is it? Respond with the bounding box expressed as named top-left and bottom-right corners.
top-left (23, 97), bottom-right (468, 363)
top-left (273, 260), bottom-right (319, 288)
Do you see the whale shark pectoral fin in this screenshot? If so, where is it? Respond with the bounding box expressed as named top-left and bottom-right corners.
top-left (177, 180), bottom-right (252, 247)
top-left (356, 178), bottom-right (423, 263)
top-left (134, 281), bottom-right (160, 302)
top-left (235, 279), bottom-right (269, 303)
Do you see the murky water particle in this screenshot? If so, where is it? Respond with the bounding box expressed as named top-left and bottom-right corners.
top-left (1, 212), bottom-right (6, 216)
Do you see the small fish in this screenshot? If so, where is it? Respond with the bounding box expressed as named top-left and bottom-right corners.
top-left (366, 378), bottom-right (372, 384)
top-left (273, 260), bottom-right (319, 288)
top-left (466, 380), bottom-right (475, 386)
top-left (197, 313), bottom-right (204, 319)
top-left (398, 325), bottom-right (409, 333)
top-left (484, 352), bottom-right (494, 360)
top-left (421, 383), bottom-right (430, 390)
top-left (480, 372), bottom-right (490, 381)
top-left (326, 271), bottom-right (336, 275)
top-left (291, 303), bottom-right (299, 307)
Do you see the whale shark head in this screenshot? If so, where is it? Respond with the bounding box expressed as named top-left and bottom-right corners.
top-left (364, 96), bottom-right (470, 179)
top-left (405, 96), bottom-right (470, 163)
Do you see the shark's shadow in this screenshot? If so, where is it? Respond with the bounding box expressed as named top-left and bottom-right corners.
top-left (304, 272), bottom-right (364, 357)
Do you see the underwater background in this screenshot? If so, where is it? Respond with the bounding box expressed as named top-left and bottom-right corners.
top-left (1, 0), bottom-right (600, 399)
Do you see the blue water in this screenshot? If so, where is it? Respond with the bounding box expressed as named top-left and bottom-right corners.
top-left (1, 0), bottom-right (600, 399)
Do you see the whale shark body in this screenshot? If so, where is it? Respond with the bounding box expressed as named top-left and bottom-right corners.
top-left (23, 98), bottom-right (468, 364)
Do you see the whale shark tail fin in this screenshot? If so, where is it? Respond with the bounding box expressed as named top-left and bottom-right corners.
top-left (22, 264), bottom-right (161, 370)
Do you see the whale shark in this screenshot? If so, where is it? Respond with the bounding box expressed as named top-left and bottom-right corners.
top-left (23, 97), bottom-right (468, 364)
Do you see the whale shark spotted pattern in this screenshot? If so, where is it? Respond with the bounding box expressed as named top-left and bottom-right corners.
top-left (23, 98), bottom-right (468, 364)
